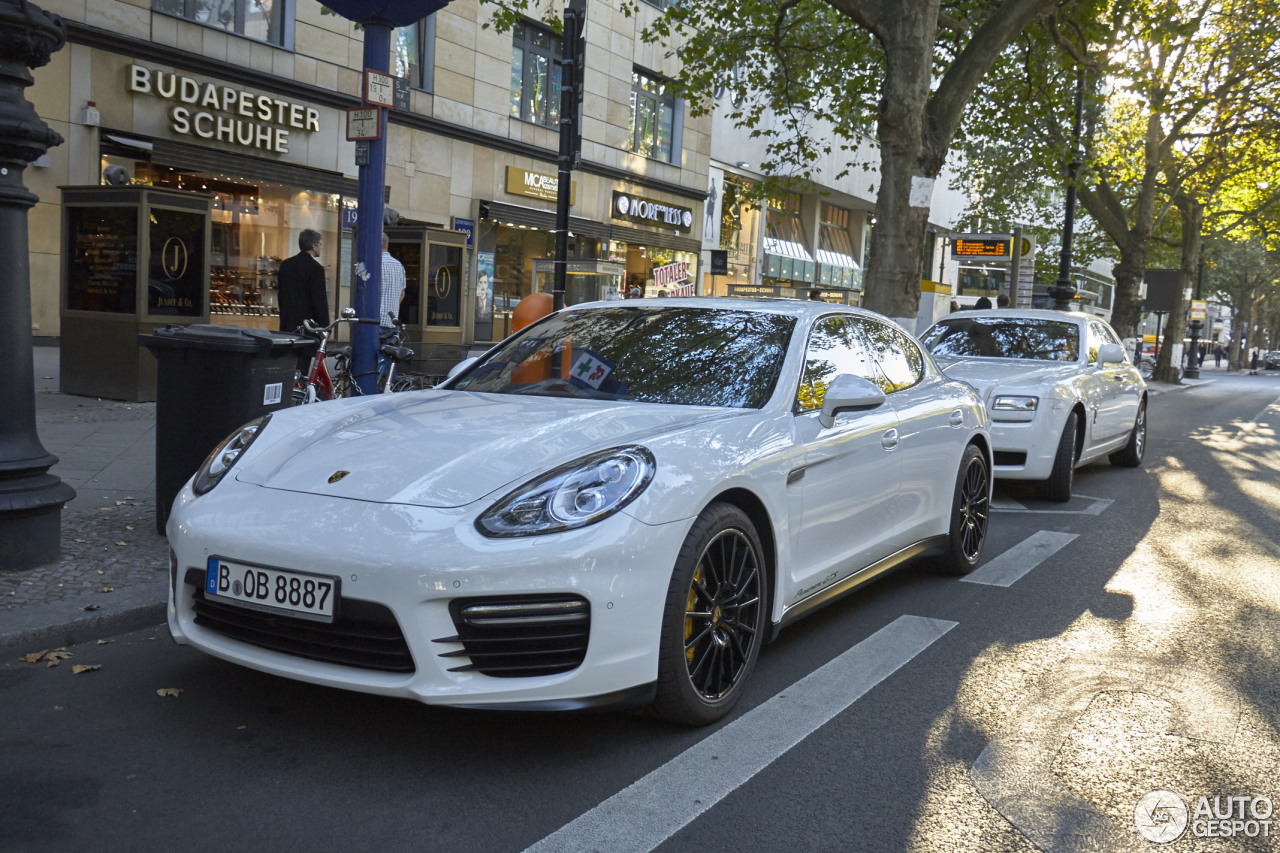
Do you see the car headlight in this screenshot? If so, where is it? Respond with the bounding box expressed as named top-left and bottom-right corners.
top-left (992, 395), bottom-right (1038, 412)
top-left (477, 446), bottom-right (655, 537)
top-left (192, 415), bottom-right (271, 495)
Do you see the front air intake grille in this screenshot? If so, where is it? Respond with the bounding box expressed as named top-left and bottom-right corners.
top-left (993, 451), bottom-right (1027, 466)
top-left (184, 569), bottom-right (414, 673)
top-left (434, 595), bottom-right (590, 678)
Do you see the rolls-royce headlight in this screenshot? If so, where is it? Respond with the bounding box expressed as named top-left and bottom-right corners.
top-left (992, 395), bottom-right (1039, 411)
top-left (192, 415), bottom-right (271, 495)
top-left (478, 446), bottom-right (655, 537)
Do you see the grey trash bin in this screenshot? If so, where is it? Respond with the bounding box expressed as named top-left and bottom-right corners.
top-left (139, 325), bottom-right (316, 534)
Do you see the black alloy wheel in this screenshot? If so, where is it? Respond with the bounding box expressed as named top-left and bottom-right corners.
top-left (937, 444), bottom-right (990, 575)
top-left (653, 502), bottom-right (766, 726)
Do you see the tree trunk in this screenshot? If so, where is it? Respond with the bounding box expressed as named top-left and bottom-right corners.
top-left (859, 4), bottom-right (935, 330)
top-left (1154, 196), bottom-right (1203, 383)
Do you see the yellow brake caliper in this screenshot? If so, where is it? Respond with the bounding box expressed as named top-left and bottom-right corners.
top-left (685, 566), bottom-right (701, 666)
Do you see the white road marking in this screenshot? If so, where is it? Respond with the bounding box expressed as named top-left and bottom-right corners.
top-left (991, 494), bottom-right (1113, 515)
top-left (962, 530), bottom-right (1078, 587)
top-left (522, 615), bottom-right (958, 853)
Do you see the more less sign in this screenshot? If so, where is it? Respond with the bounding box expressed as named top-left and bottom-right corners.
top-left (612, 191), bottom-right (694, 233)
top-left (127, 64), bottom-right (320, 154)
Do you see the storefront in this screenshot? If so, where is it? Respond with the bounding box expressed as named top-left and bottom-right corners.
top-left (609, 190), bottom-right (700, 297)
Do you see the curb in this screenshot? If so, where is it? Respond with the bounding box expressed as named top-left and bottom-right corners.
top-left (0, 580), bottom-right (168, 654)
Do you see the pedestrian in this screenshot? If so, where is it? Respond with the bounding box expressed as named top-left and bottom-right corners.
top-left (808, 289), bottom-right (823, 301)
top-left (380, 232), bottom-right (406, 327)
top-left (1214, 344), bottom-right (1223, 368)
top-left (996, 294), bottom-right (1010, 308)
top-left (1250, 349), bottom-right (1259, 374)
top-left (975, 296), bottom-right (993, 309)
top-left (950, 300), bottom-right (961, 313)
top-left (277, 228), bottom-right (329, 334)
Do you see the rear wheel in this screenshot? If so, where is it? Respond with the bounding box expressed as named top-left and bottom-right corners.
top-left (652, 503), bottom-right (767, 726)
top-left (936, 444), bottom-right (990, 575)
top-left (1110, 399), bottom-right (1146, 467)
top-left (1037, 413), bottom-right (1078, 502)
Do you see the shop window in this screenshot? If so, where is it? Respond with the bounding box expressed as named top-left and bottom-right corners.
top-left (510, 20), bottom-right (562, 127)
top-left (765, 195), bottom-right (807, 255)
top-left (153, 0), bottom-right (286, 45)
top-left (395, 15), bottom-right (435, 92)
top-left (628, 69), bottom-right (676, 162)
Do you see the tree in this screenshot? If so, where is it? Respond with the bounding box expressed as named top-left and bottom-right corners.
top-left (484, 0), bottom-right (1065, 325)
top-left (962, 0), bottom-right (1280, 340)
top-left (1203, 236), bottom-right (1280, 369)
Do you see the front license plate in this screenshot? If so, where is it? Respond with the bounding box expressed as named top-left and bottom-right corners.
top-left (205, 557), bottom-right (338, 622)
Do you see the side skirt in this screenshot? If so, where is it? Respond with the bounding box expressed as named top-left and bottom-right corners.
top-left (769, 535), bottom-right (949, 640)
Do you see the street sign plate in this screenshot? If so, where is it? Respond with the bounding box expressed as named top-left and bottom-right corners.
top-left (346, 107), bottom-right (380, 141)
top-left (365, 69), bottom-right (395, 108)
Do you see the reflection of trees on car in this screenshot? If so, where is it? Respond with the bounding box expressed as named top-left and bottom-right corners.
top-left (455, 307), bottom-right (796, 408)
top-left (921, 318), bottom-right (1080, 361)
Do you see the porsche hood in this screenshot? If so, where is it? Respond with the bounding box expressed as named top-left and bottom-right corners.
top-left (232, 391), bottom-right (740, 508)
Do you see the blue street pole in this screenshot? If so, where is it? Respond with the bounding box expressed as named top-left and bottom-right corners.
top-left (351, 23), bottom-right (390, 396)
top-left (322, 0), bottom-right (454, 395)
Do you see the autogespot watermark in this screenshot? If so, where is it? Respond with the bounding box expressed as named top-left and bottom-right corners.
top-left (1134, 789), bottom-right (1273, 843)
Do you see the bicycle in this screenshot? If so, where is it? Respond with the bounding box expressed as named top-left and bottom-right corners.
top-left (294, 310), bottom-right (420, 404)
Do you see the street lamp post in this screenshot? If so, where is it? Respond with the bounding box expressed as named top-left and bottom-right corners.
top-left (1050, 69), bottom-right (1085, 312)
top-left (0, 0), bottom-right (74, 571)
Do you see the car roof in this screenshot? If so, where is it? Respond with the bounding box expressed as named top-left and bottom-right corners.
top-left (559, 296), bottom-right (893, 323)
top-left (936, 308), bottom-right (1095, 324)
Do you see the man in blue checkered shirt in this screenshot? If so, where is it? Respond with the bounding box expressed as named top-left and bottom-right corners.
top-left (380, 232), bottom-right (406, 327)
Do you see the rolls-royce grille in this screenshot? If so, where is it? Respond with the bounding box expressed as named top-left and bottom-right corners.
top-left (184, 569), bottom-right (414, 673)
top-left (434, 595), bottom-right (590, 678)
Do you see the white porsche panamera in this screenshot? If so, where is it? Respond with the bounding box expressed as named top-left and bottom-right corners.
top-left (167, 298), bottom-right (992, 725)
top-left (920, 309), bottom-right (1147, 502)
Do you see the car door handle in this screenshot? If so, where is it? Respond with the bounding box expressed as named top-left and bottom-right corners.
top-left (882, 429), bottom-right (899, 450)
top-left (950, 409), bottom-right (965, 427)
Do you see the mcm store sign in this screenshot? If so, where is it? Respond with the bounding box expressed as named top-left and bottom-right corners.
top-left (612, 191), bottom-right (694, 233)
top-left (128, 64), bottom-right (320, 154)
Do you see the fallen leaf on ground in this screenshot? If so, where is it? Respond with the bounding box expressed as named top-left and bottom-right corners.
top-left (125, 526), bottom-right (135, 531)
top-left (115, 541), bottom-right (127, 546)
top-left (156, 688), bottom-right (183, 698)
top-left (71, 665), bottom-right (101, 674)
top-left (21, 650), bottom-right (49, 664)
top-left (101, 586), bottom-right (114, 593)
top-left (73, 538), bottom-right (86, 544)
top-left (81, 604), bottom-right (100, 612)
top-left (45, 651), bottom-right (73, 668)
top-left (96, 640), bottom-right (110, 645)
top-left (97, 570), bottom-right (104, 575)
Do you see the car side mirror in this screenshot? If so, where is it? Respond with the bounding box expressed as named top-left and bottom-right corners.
top-left (1097, 343), bottom-right (1125, 365)
top-left (819, 374), bottom-right (887, 428)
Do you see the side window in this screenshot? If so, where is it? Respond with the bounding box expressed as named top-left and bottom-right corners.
top-left (1086, 321), bottom-right (1107, 364)
top-left (857, 318), bottom-right (924, 392)
top-left (797, 316), bottom-right (879, 412)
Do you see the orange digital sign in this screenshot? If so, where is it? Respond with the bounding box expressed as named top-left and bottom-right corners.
top-left (952, 238), bottom-right (1011, 258)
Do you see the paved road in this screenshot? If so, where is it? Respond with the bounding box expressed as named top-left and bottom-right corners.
top-left (2, 373), bottom-right (1278, 852)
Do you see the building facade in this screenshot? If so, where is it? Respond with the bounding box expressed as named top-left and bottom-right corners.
top-left (27, 0), bottom-right (709, 370)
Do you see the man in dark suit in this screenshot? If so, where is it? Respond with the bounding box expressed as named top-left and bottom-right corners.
top-left (277, 229), bottom-right (329, 333)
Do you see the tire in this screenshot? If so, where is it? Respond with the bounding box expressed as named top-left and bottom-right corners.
top-left (1110, 399), bottom-right (1146, 468)
top-left (652, 502), bottom-right (767, 726)
top-left (1036, 413), bottom-right (1078, 502)
top-left (935, 444), bottom-right (990, 575)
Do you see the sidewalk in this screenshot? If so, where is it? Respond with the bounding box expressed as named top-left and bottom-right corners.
top-left (0, 345), bottom-right (1218, 654)
top-left (0, 346), bottom-right (167, 652)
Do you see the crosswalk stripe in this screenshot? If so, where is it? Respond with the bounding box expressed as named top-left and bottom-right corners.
top-left (961, 530), bottom-right (1078, 587)
top-left (522, 615), bottom-right (957, 853)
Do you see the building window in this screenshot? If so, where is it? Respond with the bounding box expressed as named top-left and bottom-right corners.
top-left (153, 0), bottom-right (285, 45)
top-left (395, 15), bottom-right (435, 92)
top-left (640, 0), bottom-right (675, 8)
top-left (510, 20), bottom-right (562, 127)
top-left (629, 70), bottom-right (675, 162)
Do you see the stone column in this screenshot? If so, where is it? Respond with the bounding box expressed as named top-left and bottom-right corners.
top-left (0, 0), bottom-right (74, 571)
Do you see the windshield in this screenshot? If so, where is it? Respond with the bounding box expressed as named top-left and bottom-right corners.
top-left (452, 306), bottom-right (795, 408)
top-left (920, 317), bottom-right (1081, 362)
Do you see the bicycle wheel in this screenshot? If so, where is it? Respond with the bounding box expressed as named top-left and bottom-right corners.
top-left (332, 354), bottom-right (357, 397)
